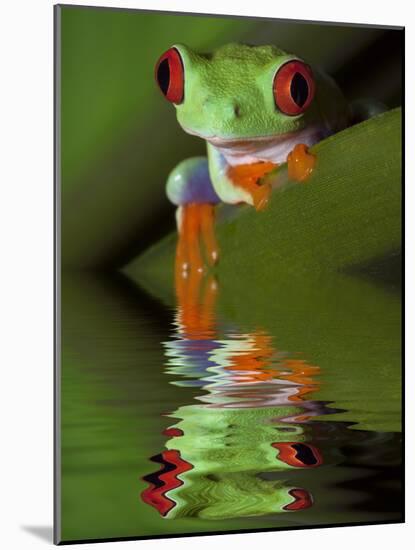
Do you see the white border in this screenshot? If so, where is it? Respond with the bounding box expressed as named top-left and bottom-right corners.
top-left (0, 1), bottom-right (412, 548)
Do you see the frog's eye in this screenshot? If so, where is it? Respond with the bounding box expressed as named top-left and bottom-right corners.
top-left (283, 488), bottom-right (314, 511)
top-left (273, 60), bottom-right (315, 116)
top-left (155, 47), bottom-right (184, 104)
top-left (272, 442), bottom-right (323, 468)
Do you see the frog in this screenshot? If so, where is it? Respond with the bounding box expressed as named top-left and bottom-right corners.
top-left (141, 405), bottom-right (321, 519)
top-left (154, 43), bottom-right (352, 274)
top-left (141, 271), bottom-right (327, 520)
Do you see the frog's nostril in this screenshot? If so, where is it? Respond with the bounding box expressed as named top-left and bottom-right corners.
top-left (201, 99), bottom-right (241, 121)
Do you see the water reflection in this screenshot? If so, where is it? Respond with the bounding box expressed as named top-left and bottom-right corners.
top-left (142, 271), bottom-right (335, 520)
top-left (60, 272), bottom-right (402, 541)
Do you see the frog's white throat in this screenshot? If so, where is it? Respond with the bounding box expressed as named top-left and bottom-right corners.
top-left (206, 126), bottom-right (325, 166)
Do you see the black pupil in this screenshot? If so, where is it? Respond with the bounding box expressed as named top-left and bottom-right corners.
top-left (292, 443), bottom-right (318, 466)
top-left (290, 73), bottom-right (309, 107)
top-left (157, 58), bottom-right (170, 95)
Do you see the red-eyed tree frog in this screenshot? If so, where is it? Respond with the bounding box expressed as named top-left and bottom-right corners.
top-left (155, 43), bottom-right (360, 274)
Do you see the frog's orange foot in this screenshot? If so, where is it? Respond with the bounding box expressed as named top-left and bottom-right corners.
top-left (175, 203), bottom-right (219, 275)
top-left (252, 182), bottom-right (272, 211)
top-left (287, 143), bottom-right (316, 182)
top-left (227, 161), bottom-right (277, 211)
top-left (175, 269), bottom-right (218, 340)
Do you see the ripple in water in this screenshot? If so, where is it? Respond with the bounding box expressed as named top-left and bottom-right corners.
top-left (140, 272), bottom-right (401, 521)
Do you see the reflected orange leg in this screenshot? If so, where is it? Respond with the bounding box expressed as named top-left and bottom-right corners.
top-left (226, 330), bottom-right (278, 384)
top-left (197, 276), bottom-right (218, 338)
top-left (227, 162), bottom-right (277, 211)
top-left (281, 359), bottom-right (320, 389)
top-left (287, 144), bottom-right (316, 182)
top-left (200, 275), bottom-right (218, 318)
top-left (175, 264), bottom-right (218, 340)
top-left (279, 358), bottom-right (321, 420)
top-left (175, 267), bottom-right (203, 339)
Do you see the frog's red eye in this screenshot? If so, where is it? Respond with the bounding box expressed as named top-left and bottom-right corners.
top-left (283, 488), bottom-right (314, 511)
top-left (155, 47), bottom-right (184, 104)
top-left (272, 442), bottom-right (322, 468)
top-left (273, 60), bottom-right (315, 116)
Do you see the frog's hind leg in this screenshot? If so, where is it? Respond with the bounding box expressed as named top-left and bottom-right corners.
top-left (167, 157), bottom-right (220, 274)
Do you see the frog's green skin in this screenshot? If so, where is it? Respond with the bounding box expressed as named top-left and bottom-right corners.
top-left (166, 43), bottom-right (350, 207)
top-left (162, 405), bottom-right (311, 520)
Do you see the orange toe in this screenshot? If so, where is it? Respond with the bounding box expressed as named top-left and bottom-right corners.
top-left (227, 161), bottom-right (277, 210)
top-left (287, 144), bottom-right (316, 182)
top-left (252, 182), bottom-right (272, 211)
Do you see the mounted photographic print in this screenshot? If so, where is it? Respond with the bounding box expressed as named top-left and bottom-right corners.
top-left (54, 3), bottom-right (404, 545)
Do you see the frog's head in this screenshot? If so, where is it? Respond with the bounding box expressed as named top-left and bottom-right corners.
top-left (155, 43), bottom-right (318, 144)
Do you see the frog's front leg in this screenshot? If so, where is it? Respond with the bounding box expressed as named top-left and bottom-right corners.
top-left (207, 143), bottom-right (277, 212)
top-left (166, 157), bottom-right (220, 274)
top-left (227, 162), bottom-right (277, 211)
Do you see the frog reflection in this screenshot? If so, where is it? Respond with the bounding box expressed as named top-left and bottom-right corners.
top-left (141, 271), bottom-right (325, 520)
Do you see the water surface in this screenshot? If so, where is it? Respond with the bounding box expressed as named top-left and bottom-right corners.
top-left (60, 270), bottom-right (402, 542)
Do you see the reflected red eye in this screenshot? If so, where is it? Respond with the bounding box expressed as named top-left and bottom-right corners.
top-left (141, 450), bottom-right (193, 517)
top-left (273, 60), bottom-right (315, 116)
top-left (283, 488), bottom-right (314, 511)
top-left (162, 427), bottom-right (184, 437)
top-left (272, 442), bottom-right (323, 468)
top-left (155, 47), bottom-right (184, 104)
